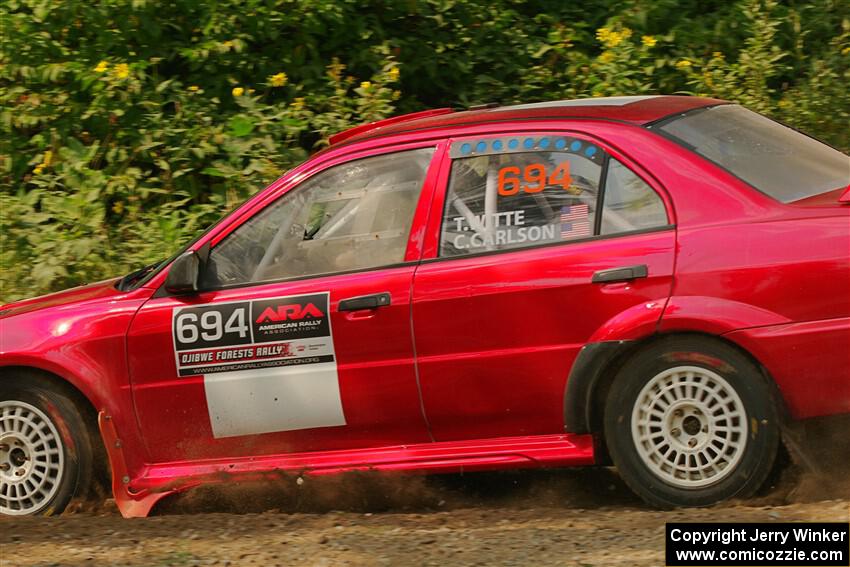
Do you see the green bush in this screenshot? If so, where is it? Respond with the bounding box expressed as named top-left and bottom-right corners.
top-left (1, 0), bottom-right (848, 302)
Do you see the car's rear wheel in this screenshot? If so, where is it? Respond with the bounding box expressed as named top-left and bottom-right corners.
top-left (0, 378), bottom-right (93, 516)
top-left (604, 336), bottom-right (780, 508)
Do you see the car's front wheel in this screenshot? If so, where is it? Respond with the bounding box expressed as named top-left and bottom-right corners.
top-left (604, 336), bottom-right (781, 508)
top-left (0, 377), bottom-right (93, 516)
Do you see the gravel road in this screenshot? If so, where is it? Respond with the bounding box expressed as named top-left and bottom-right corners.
top-left (2, 463), bottom-right (849, 567)
top-left (3, 419), bottom-right (848, 566)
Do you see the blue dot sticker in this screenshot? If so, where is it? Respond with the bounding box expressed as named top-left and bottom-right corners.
top-left (584, 146), bottom-right (597, 157)
top-left (555, 138), bottom-right (567, 150)
top-left (476, 141), bottom-right (488, 153)
top-left (539, 138), bottom-right (550, 149)
top-left (523, 138), bottom-right (535, 150)
top-left (570, 141), bottom-right (582, 152)
top-left (460, 143), bottom-right (472, 155)
top-left (508, 139), bottom-right (519, 150)
top-left (492, 140), bottom-right (504, 151)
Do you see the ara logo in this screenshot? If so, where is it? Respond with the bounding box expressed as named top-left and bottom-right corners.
top-left (255, 303), bottom-right (324, 324)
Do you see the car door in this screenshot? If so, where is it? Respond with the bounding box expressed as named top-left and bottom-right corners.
top-left (127, 145), bottom-right (442, 463)
top-left (411, 131), bottom-right (676, 441)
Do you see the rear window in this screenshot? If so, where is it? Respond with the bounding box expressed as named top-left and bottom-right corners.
top-left (657, 105), bottom-right (850, 203)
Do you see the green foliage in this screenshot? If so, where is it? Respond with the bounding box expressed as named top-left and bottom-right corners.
top-left (1, 0), bottom-right (848, 302)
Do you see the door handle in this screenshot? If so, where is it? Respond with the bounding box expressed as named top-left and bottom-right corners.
top-left (591, 264), bottom-right (648, 284)
top-left (338, 292), bottom-right (392, 312)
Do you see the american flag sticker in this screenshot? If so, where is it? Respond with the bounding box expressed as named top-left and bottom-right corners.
top-left (560, 204), bottom-right (591, 239)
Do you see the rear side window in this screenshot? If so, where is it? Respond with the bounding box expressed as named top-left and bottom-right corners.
top-left (657, 105), bottom-right (850, 203)
top-left (440, 135), bottom-right (668, 257)
top-left (601, 159), bottom-right (668, 235)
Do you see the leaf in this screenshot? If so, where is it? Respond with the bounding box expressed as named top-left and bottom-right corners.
top-left (200, 167), bottom-right (227, 177)
top-left (228, 115), bottom-right (255, 137)
top-left (532, 44), bottom-right (553, 58)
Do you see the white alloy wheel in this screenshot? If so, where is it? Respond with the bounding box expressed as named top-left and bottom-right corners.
top-left (630, 365), bottom-right (748, 489)
top-left (0, 400), bottom-right (66, 515)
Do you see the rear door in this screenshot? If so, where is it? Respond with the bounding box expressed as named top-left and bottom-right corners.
top-left (412, 131), bottom-right (676, 441)
top-left (127, 144), bottom-right (442, 463)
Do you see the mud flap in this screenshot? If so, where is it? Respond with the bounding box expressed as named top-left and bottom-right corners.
top-left (98, 411), bottom-right (177, 518)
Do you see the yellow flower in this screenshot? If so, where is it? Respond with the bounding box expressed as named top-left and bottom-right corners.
top-left (713, 51), bottom-right (724, 58)
top-left (112, 201), bottom-right (124, 214)
top-left (94, 60), bottom-right (109, 73)
top-left (221, 40), bottom-right (234, 49)
top-left (292, 97), bottom-right (305, 110)
top-left (43, 150), bottom-right (53, 167)
top-left (596, 26), bottom-right (630, 49)
top-left (188, 85), bottom-right (200, 92)
top-left (269, 72), bottom-right (288, 87)
top-left (842, 46), bottom-right (850, 55)
top-left (389, 67), bottom-right (400, 81)
top-left (599, 51), bottom-right (615, 63)
top-left (232, 86), bottom-right (244, 97)
top-left (360, 81), bottom-right (372, 90)
top-left (675, 59), bottom-right (693, 69)
top-left (33, 165), bottom-right (44, 175)
top-left (327, 60), bottom-right (343, 81)
top-left (641, 35), bottom-right (657, 48)
top-left (114, 63), bottom-right (130, 79)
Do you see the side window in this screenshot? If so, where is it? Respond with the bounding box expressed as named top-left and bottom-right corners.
top-left (205, 147), bottom-right (435, 287)
top-left (439, 135), bottom-right (669, 257)
top-left (440, 135), bottom-right (603, 257)
top-left (600, 158), bottom-right (668, 234)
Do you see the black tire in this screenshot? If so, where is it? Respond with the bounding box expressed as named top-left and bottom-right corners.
top-left (603, 336), bottom-right (780, 508)
top-left (0, 376), bottom-right (94, 516)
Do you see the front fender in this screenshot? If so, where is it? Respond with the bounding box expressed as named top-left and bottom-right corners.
top-left (0, 354), bottom-right (104, 408)
top-left (0, 290), bottom-right (152, 476)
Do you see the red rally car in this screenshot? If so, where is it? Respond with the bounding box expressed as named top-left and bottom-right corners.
top-left (1, 96), bottom-right (849, 517)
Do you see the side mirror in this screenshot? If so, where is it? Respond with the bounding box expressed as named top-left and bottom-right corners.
top-left (164, 251), bottom-right (200, 295)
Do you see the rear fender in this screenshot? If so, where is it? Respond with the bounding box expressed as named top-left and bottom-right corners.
top-left (564, 301), bottom-right (666, 434)
top-left (564, 296), bottom-right (790, 433)
top-left (659, 296), bottom-right (791, 334)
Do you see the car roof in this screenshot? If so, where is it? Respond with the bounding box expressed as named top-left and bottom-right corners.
top-left (328, 95), bottom-right (727, 148)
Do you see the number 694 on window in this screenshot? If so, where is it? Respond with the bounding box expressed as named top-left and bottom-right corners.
top-left (497, 162), bottom-right (573, 196)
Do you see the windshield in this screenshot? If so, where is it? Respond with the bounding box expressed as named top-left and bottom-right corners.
top-left (113, 186), bottom-right (272, 292)
top-left (656, 105), bottom-right (850, 203)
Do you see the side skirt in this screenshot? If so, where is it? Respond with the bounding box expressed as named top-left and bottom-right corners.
top-left (99, 410), bottom-right (595, 518)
